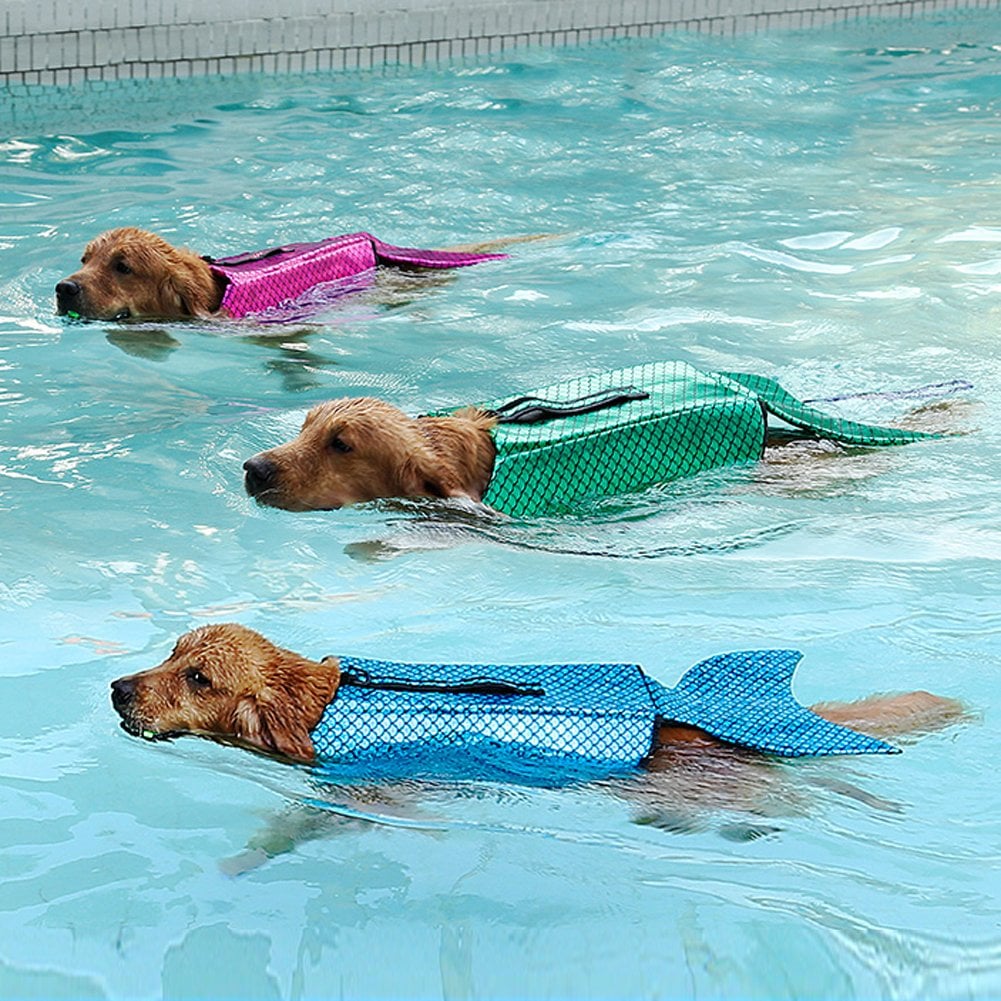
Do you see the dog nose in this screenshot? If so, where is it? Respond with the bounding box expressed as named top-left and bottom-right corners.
top-left (243, 456), bottom-right (278, 496)
top-left (55, 280), bottom-right (81, 308)
top-left (110, 676), bottom-right (136, 713)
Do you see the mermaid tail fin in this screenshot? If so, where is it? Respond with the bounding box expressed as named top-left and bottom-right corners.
top-left (655, 650), bottom-right (899, 757)
top-left (718, 371), bottom-right (938, 446)
top-left (371, 236), bottom-right (507, 269)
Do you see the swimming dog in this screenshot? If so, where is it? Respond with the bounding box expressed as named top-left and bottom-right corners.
top-left (56, 228), bottom-right (509, 321)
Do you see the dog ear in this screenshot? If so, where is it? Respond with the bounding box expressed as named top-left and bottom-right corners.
top-left (407, 460), bottom-right (465, 503)
top-left (232, 692), bottom-right (316, 762)
top-left (407, 459), bottom-right (476, 503)
top-left (408, 413), bottom-right (495, 503)
top-left (397, 436), bottom-right (472, 502)
top-left (393, 443), bottom-right (443, 501)
top-left (163, 255), bottom-right (219, 318)
top-left (420, 477), bottom-right (448, 499)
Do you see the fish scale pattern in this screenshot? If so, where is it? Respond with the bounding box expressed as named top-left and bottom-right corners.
top-left (473, 361), bottom-right (936, 518)
top-left (307, 650), bottom-right (896, 783)
top-left (655, 650), bottom-right (899, 757)
top-left (479, 361), bottom-right (768, 518)
top-left (310, 656), bottom-right (661, 775)
top-left (210, 231), bottom-right (505, 321)
top-left (720, 371), bottom-right (934, 446)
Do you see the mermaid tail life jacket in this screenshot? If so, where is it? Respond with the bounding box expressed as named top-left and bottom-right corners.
top-left (206, 232), bottom-right (505, 322)
top-left (458, 361), bottom-right (941, 518)
top-left (309, 649), bottom-right (897, 783)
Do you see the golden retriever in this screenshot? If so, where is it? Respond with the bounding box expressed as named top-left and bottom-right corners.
top-left (243, 398), bottom-right (498, 511)
top-left (56, 229), bottom-right (223, 321)
top-left (110, 623), bottom-right (963, 768)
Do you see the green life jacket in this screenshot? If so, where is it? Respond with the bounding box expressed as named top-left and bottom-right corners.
top-left (472, 361), bottom-right (934, 518)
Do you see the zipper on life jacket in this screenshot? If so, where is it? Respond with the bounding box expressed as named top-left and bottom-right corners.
top-left (339, 667), bottom-right (545, 698)
top-left (488, 385), bottom-right (650, 425)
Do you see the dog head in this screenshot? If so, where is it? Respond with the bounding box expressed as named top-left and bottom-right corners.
top-left (110, 623), bottom-right (340, 762)
top-left (242, 397), bottom-right (497, 511)
top-left (56, 227), bottom-right (221, 321)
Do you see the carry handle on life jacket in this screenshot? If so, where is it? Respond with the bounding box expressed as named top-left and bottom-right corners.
top-left (339, 668), bottom-right (545, 698)
top-left (488, 385), bottom-right (650, 425)
top-left (203, 240), bottom-right (327, 267)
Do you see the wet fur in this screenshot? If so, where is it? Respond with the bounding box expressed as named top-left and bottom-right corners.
top-left (57, 228), bottom-right (223, 321)
top-left (111, 624), bottom-right (340, 761)
top-left (111, 623), bottom-right (965, 767)
top-left (245, 398), bottom-right (498, 510)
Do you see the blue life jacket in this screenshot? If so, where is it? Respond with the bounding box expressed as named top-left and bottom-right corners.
top-left (309, 649), bottom-right (896, 783)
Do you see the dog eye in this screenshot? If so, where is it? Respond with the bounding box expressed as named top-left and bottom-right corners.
top-left (114, 259), bottom-right (132, 276)
top-left (329, 434), bottom-right (352, 454)
top-left (185, 666), bottom-right (211, 689)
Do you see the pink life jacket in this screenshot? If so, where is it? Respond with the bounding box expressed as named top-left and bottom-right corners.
top-left (206, 231), bottom-right (506, 322)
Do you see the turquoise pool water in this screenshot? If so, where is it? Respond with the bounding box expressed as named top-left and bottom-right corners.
top-left (3, 11), bottom-right (1001, 999)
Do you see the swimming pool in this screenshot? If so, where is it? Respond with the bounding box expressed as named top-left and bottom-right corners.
top-left (2, 12), bottom-right (1001, 999)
